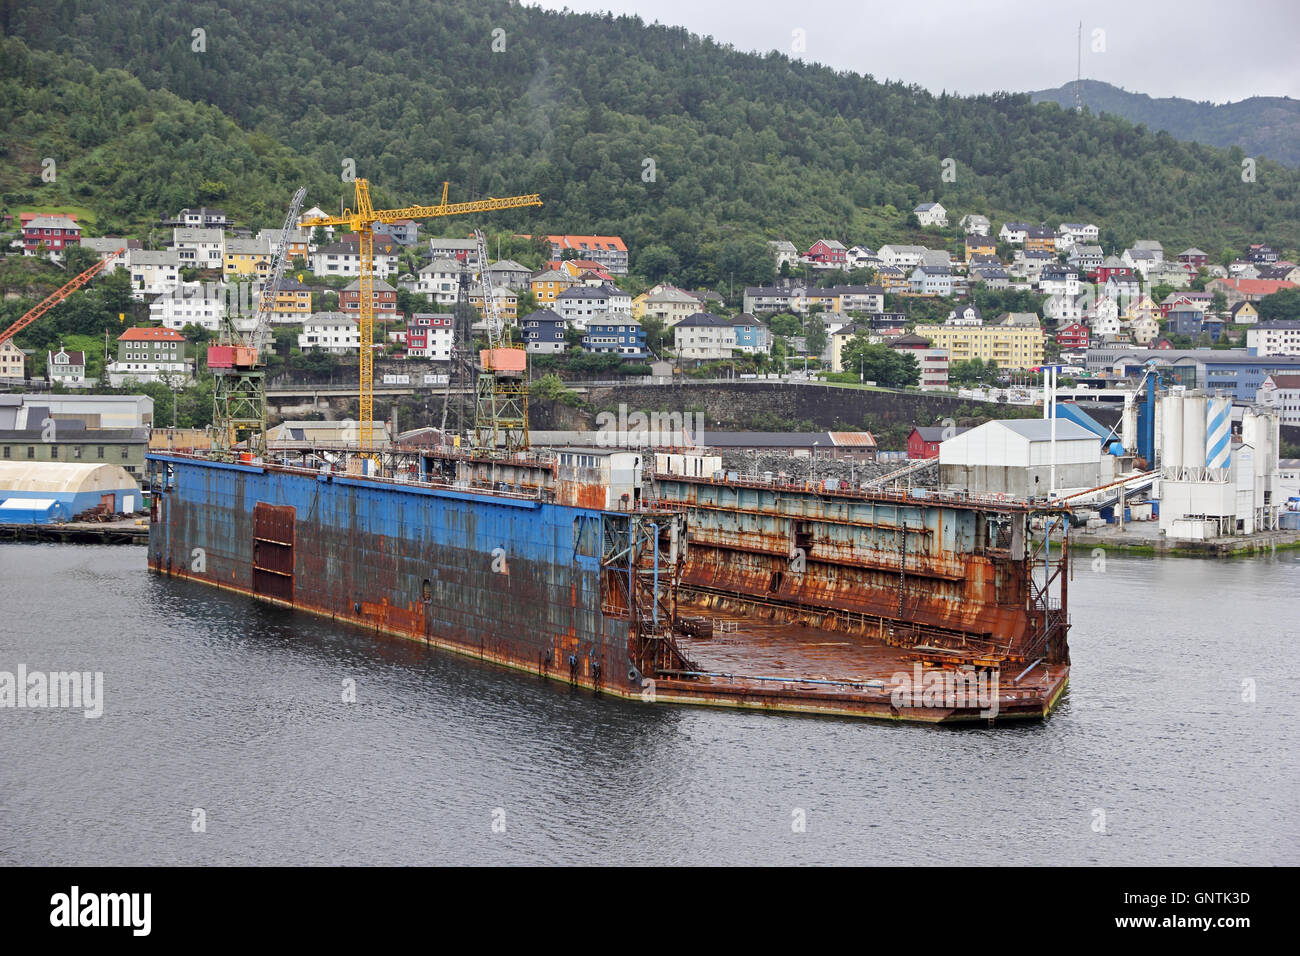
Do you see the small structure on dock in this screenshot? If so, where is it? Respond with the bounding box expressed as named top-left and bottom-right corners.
top-left (0, 462), bottom-right (140, 524)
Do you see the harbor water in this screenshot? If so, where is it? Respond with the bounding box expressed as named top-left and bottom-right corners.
top-left (1, 542), bottom-right (1296, 865)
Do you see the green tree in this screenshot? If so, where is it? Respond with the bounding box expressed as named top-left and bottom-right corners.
top-left (636, 244), bottom-right (680, 283)
top-left (804, 315), bottom-right (828, 358)
top-left (1256, 287), bottom-right (1300, 322)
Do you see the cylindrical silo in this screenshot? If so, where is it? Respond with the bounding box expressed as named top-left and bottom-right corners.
top-left (1206, 396), bottom-right (1232, 472)
top-left (1161, 392), bottom-right (1183, 477)
top-left (1183, 393), bottom-right (1207, 479)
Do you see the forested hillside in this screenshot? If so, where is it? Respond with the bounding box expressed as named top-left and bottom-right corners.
top-left (1032, 80), bottom-right (1300, 167)
top-left (3, 0), bottom-right (1299, 287)
top-left (0, 38), bottom-right (338, 235)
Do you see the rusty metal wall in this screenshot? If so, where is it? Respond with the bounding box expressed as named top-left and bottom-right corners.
top-left (654, 477), bottom-right (1057, 659)
top-left (147, 454), bottom-right (637, 691)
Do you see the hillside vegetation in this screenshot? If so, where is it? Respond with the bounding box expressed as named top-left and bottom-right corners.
top-left (1032, 80), bottom-right (1300, 167)
top-left (2, 0), bottom-right (1299, 289)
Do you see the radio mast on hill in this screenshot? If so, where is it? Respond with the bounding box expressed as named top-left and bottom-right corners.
top-left (1075, 21), bottom-right (1083, 113)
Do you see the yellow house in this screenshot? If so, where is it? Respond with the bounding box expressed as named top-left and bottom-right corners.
top-left (964, 236), bottom-right (997, 262)
top-left (1228, 301), bottom-right (1259, 324)
top-left (469, 288), bottom-right (519, 322)
top-left (1128, 312), bottom-right (1160, 346)
top-left (829, 323), bottom-right (871, 372)
top-left (531, 269), bottom-right (576, 306)
top-left (924, 323), bottom-right (1045, 370)
top-left (224, 237), bottom-right (272, 276)
top-left (265, 277), bottom-right (313, 321)
top-left (633, 286), bottom-right (702, 325)
top-left (0, 340), bottom-right (25, 381)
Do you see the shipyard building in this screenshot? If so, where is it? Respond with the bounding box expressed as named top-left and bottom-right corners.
top-left (0, 462), bottom-right (140, 523)
top-left (939, 419), bottom-right (1113, 497)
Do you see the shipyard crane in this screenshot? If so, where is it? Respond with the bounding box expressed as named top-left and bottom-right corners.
top-left (472, 228), bottom-right (529, 451)
top-left (208, 187), bottom-right (307, 456)
top-left (0, 247), bottom-right (125, 348)
top-left (300, 179), bottom-right (542, 457)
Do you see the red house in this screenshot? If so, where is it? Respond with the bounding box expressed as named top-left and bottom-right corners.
top-left (907, 425), bottom-right (969, 460)
top-left (21, 214), bottom-right (81, 254)
top-left (805, 239), bottom-right (847, 266)
top-left (1178, 248), bottom-right (1209, 269)
top-left (1095, 260), bottom-right (1133, 283)
top-left (1056, 322), bottom-right (1090, 349)
top-left (339, 277), bottom-right (398, 317)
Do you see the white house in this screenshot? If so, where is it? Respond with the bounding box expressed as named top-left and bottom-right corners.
top-left (126, 249), bottom-right (181, 299)
top-left (150, 281), bottom-right (227, 332)
top-left (1090, 313), bottom-right (1123, 338)
top-left (171, 228), bottom-right (224, 270)
top-left (999, 222), bottom-right (1032, 244)
top-left (46, 348), bottom-right (90, 389)
top-left (310, 241), bottom-right (398, 279)
top-left (298, 313), bottom-right (361, 353)
top-left (416, 257), bottom-right (464, 306)
top-left (1038, 266), bottom-right (1080, 298)
top-left (908, 266), bottom-right (954, 296)
top-left (769, 240), bottom-right (799, 269)
top-left (673, 312), bottom-right (737, 360)
top-left (958, 214), bottom-right (991, 236)
top-left (1246, 321), bottom-right (1300, 357)
top-left (877, 245), bottom-right (927, 270)
top-left (1057, 222), bottom-right (1099, 245)
top-left (1256, 374), bottom-right (1300, 425)
top-left (913, 202), bottom-right (948, 227)
top-left (1043, 294), bottom-right (1085, 326)
top-left (846, 245), bottom-right (880, 270)
top-left (947, 304), bottom-right (984, 326)
top-left (298, 206), bottom-right (334, 240)
top-left (406, 313), bottom-right (454, 361)
top-left (556, 284), bottom-right (631, 330)
top-left (80, 237), bottom-right (131, 273)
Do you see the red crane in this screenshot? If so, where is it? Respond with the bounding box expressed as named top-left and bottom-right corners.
top-left (0, 247), bottom-right (126, 346)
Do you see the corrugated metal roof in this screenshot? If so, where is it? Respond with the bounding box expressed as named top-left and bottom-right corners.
top-left (828, 432), bottom-right (877, 447)
top-left (996, 420), bottom-right (1096, 442)
top-left (0, 462), bottom-right (137, 494)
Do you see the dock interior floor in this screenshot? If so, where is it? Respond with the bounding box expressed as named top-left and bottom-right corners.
top-left (675, 603), bottom-right (1063, 700)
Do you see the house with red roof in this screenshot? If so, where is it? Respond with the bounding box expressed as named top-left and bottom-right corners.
top-left (545, 235), bottom-right (628, 275)
top-left (22, 214), bottom-right (81, 256)
top-left (107, 326), bottom-right (192, 386)
top-left (1209, 277), bottom-right (1297, 306)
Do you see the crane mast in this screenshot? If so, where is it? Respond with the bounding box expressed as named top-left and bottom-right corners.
top-left (0, 248), bottom-right (124, 348)
top-left (208, 187), bottom-right (307, 457)
top-left (473, 229), bottom-right (529, 452)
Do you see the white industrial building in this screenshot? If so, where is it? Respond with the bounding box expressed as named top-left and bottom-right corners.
top-left (939, 419), bottom-right (1114, 498)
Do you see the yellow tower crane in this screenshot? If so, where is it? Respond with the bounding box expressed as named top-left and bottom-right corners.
top-left (300, 179), bottom-right (541, 456)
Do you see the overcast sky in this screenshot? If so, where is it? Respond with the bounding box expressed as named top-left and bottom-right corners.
top-left (527, 0), bottom-right (1299, 103)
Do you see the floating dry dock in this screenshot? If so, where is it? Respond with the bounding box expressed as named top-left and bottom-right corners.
top-left (147, 447), bottom-right (1070, 723)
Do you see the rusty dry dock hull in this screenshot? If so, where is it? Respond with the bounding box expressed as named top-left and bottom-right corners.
top-left (146, 453), bottom-right (1070, 724)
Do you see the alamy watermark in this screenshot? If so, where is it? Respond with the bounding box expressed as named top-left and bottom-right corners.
top-left (890, 663), bottom-right (999, 718)
top-left (595, 404), bottom-right (705, 448)
top-left (0, 665), bottom-right (103, 718)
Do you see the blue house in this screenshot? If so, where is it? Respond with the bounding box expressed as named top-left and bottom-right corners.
top-left (732, 314), bottom-right (770, 354)
top-left (582, 316), bottom-right (648, 358)
top-left (1167, 307), bottom-right (1205, 340)
top-left (521, 309), bottom-right (568, 354)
